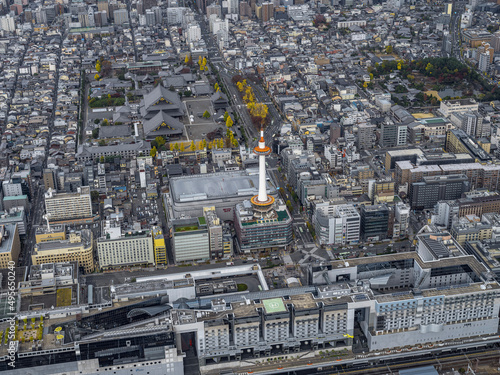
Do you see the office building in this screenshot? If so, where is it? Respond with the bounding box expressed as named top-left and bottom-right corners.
top-left (314, 202), bottom-right (360, 245)
top-left (43, 168), bottom-right (57, 191)
top-left (450, 111), bottom-right (488, 138)
top-left (395, 160), bottom-right (500, 193)
top-left (172, 217), bottom-right (210, 263)
top-left (410, 174), bottom-right (469, 209)
top-left (97, 226), bottom-right (155, 269)
top-left (44, 186), bottom-right (92, 222)
top-left (360, 204), bottom-right (389, 241)
top-left (0, 224), bottom-right (20, 269)
top-left (228, 0), bottom-right (239, 14)
top-left (203, 207), bottom-right (224, 259)
top-left (439, 98), bottom-right (479, 117)
top-left (152, 226), bottom-right (167, 266)
top-left (379, 121), bottom-right (407, 147)
top-left (356, 124), bottom-right (376, 150)
top-left (458, 192), bottom-right (500, 217)
top-left (32, 230), bottom-right (95, 273)
top-left (0, 207), bottom-right (27, 236)
top-left (35, 223), bottom-right (66, 243)
top-left (450, 216), bottom-right (492, 245)
top-left (394, 202), bottom-right (410, 238)
top-left (206, 3), bottom-right (221, 17)
top-left (431, 200), bottom-right (460, 229)
top-left (445, 129), bottom-right (491, 163)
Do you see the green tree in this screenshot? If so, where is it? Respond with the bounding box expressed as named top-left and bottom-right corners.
top-left (385, 45), bottom-right (393, 54)
top-left (92, 128), bottom-right (99, 139)
top-left (202, 110), bottom-right (210, 119)
top-left (173, 142), bottom-right (179, 150)
top-left (150, 146), bottom-right (157, 157)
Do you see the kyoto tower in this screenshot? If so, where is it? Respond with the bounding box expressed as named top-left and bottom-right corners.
top-left (250, 129), bottom-right (275, 218)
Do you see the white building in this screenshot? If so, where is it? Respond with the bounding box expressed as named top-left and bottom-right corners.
top-left (172, 217), bottom-right (210, 263)
top-left (394, 202), bottom-right (410, 238)
top-left (315, 202), bottom-right (360, 245)
top-left (0, 15), bottom-right (15, 32)
top-left (186, 24), bottom-right (201, 43)
top-left (166, 7), bottom-right (185, 25)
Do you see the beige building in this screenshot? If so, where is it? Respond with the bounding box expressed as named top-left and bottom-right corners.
top-left (35, 224), bottom-right (66, 243)
top-left (31, 230), bottom-right (95, 273)
top-left (44, 186), bottom-right (92, 222)
top-left (97, 226), bottom-right (155, 269)
top-left (0, 223), bottom-right (21, 269)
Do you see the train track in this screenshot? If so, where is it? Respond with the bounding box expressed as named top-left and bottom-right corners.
top-left (317, 348), bottom-right (500, 374)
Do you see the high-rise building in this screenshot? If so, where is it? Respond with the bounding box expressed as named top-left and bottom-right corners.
top-left (43, 169), bottom-right (56, 191)
top-left (478, 51), bottom-right (490, 72)
top-left (97, 0), bottom-right (109, 17)
top-left (360, 204), bottom-right (389, 241)
top-left (206, 3), bottom-right (221, 17)
top-left (32, 230), bottom-right (95, 273)
top-left (450, 111), bottom-right (486, 138)
top-left (203, 207), bottom-right (223, 259)
top-left (410, 174), bottom-right (470, 209)
top-left (97, 226), bottom-right (155, 269)
top-left (44, 186), bottom-right (92, 222)
top-left (261, 1), bottom-right (274, 22)
top-left (0, 14), bottom-right (15, 32)
top-left (240, 1), bottom-right (252, 17)
top-left (113, 8), bottom-right (128, 25)
top-left (228, 0), bottom-right (239, 14)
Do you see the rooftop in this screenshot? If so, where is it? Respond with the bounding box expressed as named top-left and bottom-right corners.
top-left (170, 171), bottom-right (275, 202)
